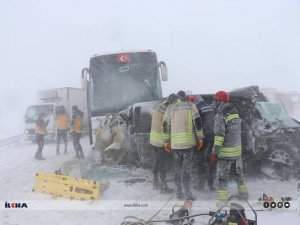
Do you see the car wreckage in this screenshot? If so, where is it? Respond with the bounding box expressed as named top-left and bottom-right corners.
top-left (91, 86), bottom-right (300, 179)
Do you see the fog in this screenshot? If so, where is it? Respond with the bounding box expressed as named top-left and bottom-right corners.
top-left (1, 0), bottom-right (300, 137)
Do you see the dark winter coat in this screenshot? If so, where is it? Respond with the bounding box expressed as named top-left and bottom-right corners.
top-left (196, 100), bottom-right (215, 141)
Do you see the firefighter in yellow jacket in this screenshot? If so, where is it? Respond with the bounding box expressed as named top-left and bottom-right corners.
top-left (70, 105), bottom-right (84, 159)
top-left (55, 106), bottom-right (69, 155)
top-left (34, 113), bottom-right (49, 160)
top-left (150, 94), bottom-right (177, 194)
top-left (162, 91), bottom-right (204, 200)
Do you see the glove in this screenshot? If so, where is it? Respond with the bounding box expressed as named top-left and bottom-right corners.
top-left (163, 143), bottom-right (170, 152)
top-left (210, 153), bottom-right (218, 165)
top-left (197, 140), bottom-right (203, 150)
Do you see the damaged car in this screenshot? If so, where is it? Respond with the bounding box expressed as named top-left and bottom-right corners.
top-left (203, 86), bottom-right (300, 179)
top-left (92, 86), bottom-right (300, 179)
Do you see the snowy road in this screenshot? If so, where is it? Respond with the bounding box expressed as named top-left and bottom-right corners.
top-left (0, 137), bottom-right (299, 225)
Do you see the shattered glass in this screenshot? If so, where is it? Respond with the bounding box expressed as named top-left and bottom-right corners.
top-left (255, 102), bottom-right (299, 127)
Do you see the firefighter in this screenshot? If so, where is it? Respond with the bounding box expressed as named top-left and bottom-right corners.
top-left (163, 91), bottom-right (204, 200)
top-left (210, 91), bottom-right (249, 203)
top-left (70, 105), bottom-right (84, 159)
top-left (189, 95), bottom-right (216, 191)
top-left (55, 106), bottom-right (69, 155)
top-left (149, 95), bottom-right (176, 194)
top-left (34, 113), bottom-right (49, 160)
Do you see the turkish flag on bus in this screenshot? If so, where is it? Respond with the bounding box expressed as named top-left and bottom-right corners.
top-left (116, 53), bottom-right (131, 63)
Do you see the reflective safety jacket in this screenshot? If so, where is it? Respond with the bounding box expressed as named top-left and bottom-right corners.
top-left (213, 102), bottom-right (242, 160)
top-left (35, 117), bottom-right (48, 135)
top-left (70, 110), bottom-right (83, 133)
top-left (162, 100), bottom-right (203, 149)
top-left (150, 101), bottom-right (168, 147)
top-left (55, 114), bottom-right (69, 130)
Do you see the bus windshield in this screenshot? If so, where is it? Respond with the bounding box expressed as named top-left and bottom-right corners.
top-left (25, 104), bottom-right (54, 123)
top-left (89, 52), bottom-right (162, 116)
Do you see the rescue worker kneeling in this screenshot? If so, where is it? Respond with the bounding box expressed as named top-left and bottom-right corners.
top-left (163, 91), bottom-right (204, 201)
top-left (149, 94), bottom-right (176, 194)
top-left (211, 91), bottom-right (249, 203)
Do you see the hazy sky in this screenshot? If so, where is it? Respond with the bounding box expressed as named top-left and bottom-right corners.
top-left (1, 0), bottom-right (300, 135)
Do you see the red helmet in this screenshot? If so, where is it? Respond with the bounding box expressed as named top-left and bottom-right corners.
top-left (188, 95), bottom-right (196, 103)
top-left (214, 91), bottom-right (230, 102)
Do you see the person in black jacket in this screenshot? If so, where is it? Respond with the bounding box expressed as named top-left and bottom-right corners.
top-left (189, 95), bottom-right (216, 191)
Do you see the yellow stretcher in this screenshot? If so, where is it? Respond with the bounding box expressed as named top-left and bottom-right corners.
top-left (32, 172), bottom-right (101, 200)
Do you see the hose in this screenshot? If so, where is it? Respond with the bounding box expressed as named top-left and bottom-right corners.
top-left (121, 212), bottom-right (210, 225)
top-left (149, 213), bottom-right (210, 223)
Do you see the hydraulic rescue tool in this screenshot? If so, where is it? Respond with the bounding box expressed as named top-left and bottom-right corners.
top-left (208, 195), bottom-right (257, 225)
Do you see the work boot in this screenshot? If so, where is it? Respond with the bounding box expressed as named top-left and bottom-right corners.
top-left (37, 156), bottom-right (46, 160)
top-left (160, 183), bottom-right (174, 194)
top-left (35, 155), bottom-right (46, 160)
top-left (34, 151), bottom-right (46, 160)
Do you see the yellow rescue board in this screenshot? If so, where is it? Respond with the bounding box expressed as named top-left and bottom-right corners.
top-left (33, 172), bottom-right (100, 200)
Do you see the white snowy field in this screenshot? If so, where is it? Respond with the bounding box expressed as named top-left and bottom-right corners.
top-left (0, 136), bottom-right (299, 225)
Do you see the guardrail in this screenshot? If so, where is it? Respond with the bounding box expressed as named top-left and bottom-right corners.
top-left (0, 131), bottom-right (90, 148)
top-left (0, 134), bottom-right (24, 148)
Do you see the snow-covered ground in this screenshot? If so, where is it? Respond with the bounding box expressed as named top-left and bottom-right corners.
top-left (0, 129), bottom-right (22, 141)
top-left (0, 136), bottom-right (299, 225)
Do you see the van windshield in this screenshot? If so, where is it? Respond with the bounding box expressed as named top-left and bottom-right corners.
top-left (25, 104), bottom-right (54, 123)
top-left (255, 102), bottom-right (299, 127)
